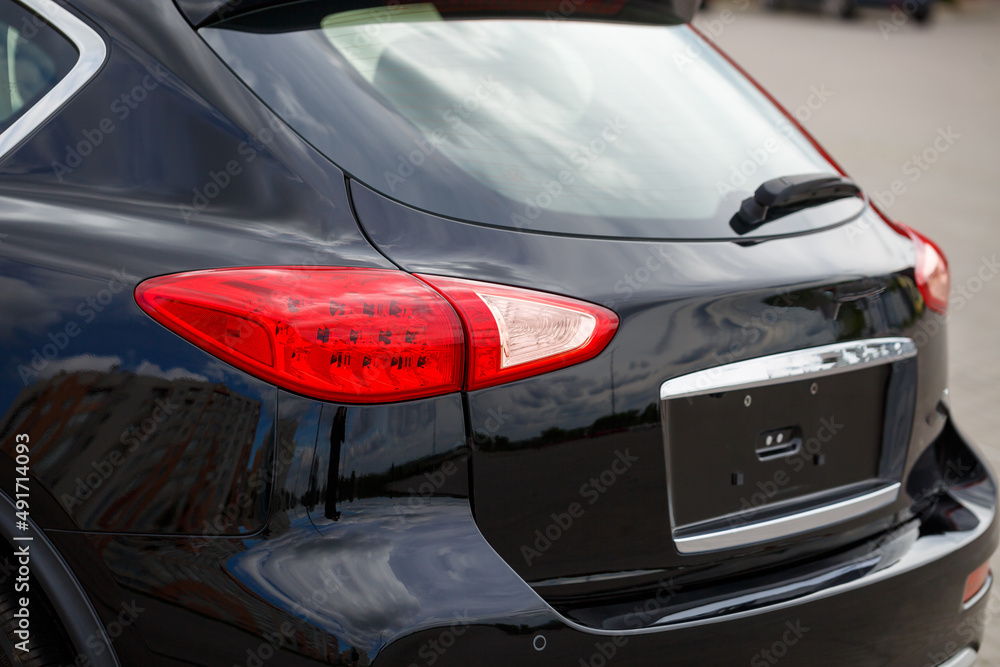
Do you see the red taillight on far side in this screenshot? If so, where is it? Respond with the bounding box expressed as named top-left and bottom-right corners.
top-left (135, 268), bottom-right (618, 402)
top-left (880, 216), bottom-right (950, 314)
top-left (695, 28), bottom-right (951, 316)
top-left (909, 227), bottom-right (950, 314)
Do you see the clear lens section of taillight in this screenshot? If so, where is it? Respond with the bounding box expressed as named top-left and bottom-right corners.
top-left (418, 275), bottom-right (619, 390)
top-left (135, 267), bottom-right (465, 403)
top-left (478, 293), bottom-right (596, 368)
top-left (912, 229), bottom-right (950, 314)
top-left (886, 220), bottom-right (950, 314)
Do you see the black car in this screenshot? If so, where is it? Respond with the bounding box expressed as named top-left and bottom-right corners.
top-left (0, 0), bottom-right (994, 665)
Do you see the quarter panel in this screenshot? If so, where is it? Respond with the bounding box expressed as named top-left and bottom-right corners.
top-left (0, 258), bottom-right (277, 534)
top-left (0, 0), bottom-right (394, 534)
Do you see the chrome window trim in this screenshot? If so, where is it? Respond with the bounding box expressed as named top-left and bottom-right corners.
top-left (660, 337), bottom-right (917, 401)
top-left (673, 483), bottom-right (900, 553)
top-left (0, 0), bottom-right (107, 161)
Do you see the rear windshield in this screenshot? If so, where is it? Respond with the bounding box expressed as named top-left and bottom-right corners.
top-left (202, 5), bottom-right (846, 239)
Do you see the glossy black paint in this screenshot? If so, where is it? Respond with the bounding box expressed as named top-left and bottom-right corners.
top-left (38, 419), bottom-right (1000, 665)
top-left (0, 346), bottom-right (275, 534)
top-left (0, 0), bottom-right (391, 535)
top-left (0, 0), bottom-right (994, 665)
top-left (176, 0), bottom-right (703, 29)
top-left (348, 181), bottom-right (952, 588)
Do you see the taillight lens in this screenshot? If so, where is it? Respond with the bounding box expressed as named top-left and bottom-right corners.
top-left (418, 275), bottom-right (619, 390)
top-left (136, 268), bottom-right (618, 402)
top-left (882, 218), bottom-right (950, 314)
top-left (910, 227), bottom-right (950, 314)
top-left (135, 268), bottom-right (464, 403)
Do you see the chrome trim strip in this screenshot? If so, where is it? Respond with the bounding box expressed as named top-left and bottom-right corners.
top-left (653, 555), bottom-right (882, 625)
top-left (479, 485), bottom-right (995, 637)
top-left (0, 0), bottom-right (107, 161)
top-left (936, 648), bottom-right (977, 667)
top-left (660, 337), bottom-right (917, 401)
top-left (674, 483), bottom-right (901, 553)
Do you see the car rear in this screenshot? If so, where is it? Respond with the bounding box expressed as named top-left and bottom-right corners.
top-left (184, 2), bottom-right (997, 663)
top-left (0, 0), bottom-right (993, 664)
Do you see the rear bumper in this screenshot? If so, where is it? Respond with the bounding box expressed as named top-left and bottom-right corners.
top-left (376, 508), bottom-right (996, 666)
top-left (371, 417), bottom-right (997, 666)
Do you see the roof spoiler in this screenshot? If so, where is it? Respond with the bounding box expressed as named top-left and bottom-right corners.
top-left (176, 0), bottom-right (702, 29)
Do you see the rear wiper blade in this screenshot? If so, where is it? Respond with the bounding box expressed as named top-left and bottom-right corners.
top-left (730, 173), bottom-right (862, 235)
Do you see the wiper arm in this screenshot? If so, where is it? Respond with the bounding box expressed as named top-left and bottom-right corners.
top-left (730, 173), bottom-right (862, 235)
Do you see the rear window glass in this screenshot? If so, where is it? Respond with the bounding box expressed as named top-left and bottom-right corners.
top-left (0, 0), bottom-right (78, 133)
top-left (203, 5), bottom-right (845, 239)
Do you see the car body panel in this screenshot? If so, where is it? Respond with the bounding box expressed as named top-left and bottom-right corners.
top-left (347, 181), bottom-right (958, 594)
top-left (0, 0), bottom-right (992, 664)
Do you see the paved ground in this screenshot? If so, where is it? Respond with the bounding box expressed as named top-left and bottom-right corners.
top-left (692, 1), bottom-right (1000, 662)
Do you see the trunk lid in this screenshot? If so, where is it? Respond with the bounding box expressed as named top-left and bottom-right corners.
top-left (350, 181), bottom-right (929, 625)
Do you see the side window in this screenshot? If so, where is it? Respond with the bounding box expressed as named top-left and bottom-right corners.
top-left (0, 0), bottom-right (78, 133)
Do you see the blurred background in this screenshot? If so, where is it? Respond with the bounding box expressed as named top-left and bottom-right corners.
top-left (691, 0), bottom-right (1000, 662)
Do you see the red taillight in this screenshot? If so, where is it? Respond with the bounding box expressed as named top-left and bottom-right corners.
top-left (135, 268), bottom-right (618, 402)
top-left (883, 219), bottom-right (950, 314)
top-left (964, 562), bottom-right (991, 605)
top-left (135, 268), bottom-right (465, 403)
top-left (418, 275), bottom-right (619, 390)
